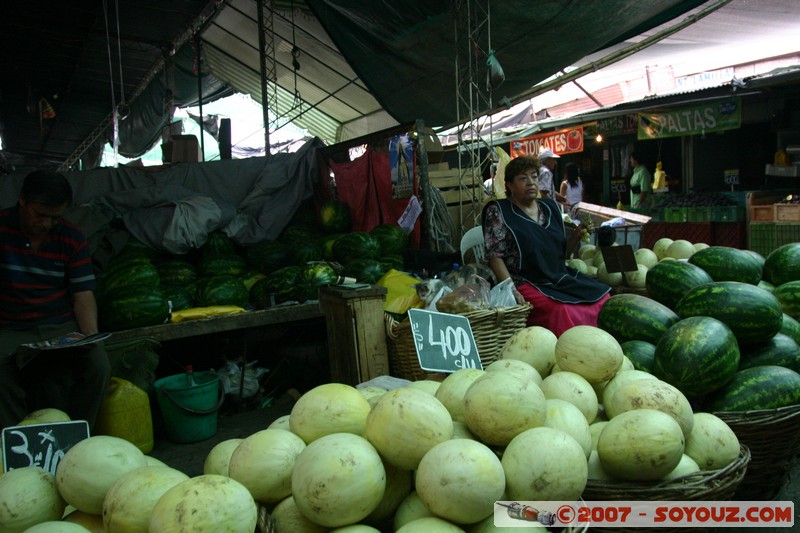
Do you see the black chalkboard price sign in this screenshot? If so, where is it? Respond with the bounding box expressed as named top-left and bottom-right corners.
top-left (2, 421), bottom-right (89, 475)
top-left (407, 308), bottom-right (482, 373)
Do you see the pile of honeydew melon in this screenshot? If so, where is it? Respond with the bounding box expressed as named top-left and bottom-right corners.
top-left (570, 237), bottom-right (709, 288)
top-left (0, 324), bottom-right (749, 533)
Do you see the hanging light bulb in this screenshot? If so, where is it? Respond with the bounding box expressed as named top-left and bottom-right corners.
top-left (595, 133), bottom-right (604, 143)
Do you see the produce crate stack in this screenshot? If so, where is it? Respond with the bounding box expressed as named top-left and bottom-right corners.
top-left (748, 223), bottom-right (777, 257)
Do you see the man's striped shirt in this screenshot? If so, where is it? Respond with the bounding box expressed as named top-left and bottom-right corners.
top-left (0, 206), bottom-right (96, 329)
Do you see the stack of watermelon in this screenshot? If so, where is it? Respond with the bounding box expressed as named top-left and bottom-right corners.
top-left (597, 243), bottom-right (800, 413)
top-left (94, 200), bottom-right (415, 328)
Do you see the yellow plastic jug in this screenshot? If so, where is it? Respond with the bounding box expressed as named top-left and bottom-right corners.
top-left (94, 377), bottom-right (154, 453)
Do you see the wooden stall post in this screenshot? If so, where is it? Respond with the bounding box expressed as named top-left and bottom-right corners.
top-left (318, 285), bottom-right (389, 386)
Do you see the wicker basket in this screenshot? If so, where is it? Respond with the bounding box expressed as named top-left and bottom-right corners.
top-left (385, 304), bottom-right (532, 381)
top-left (714, 404), bottom-right (800, 499)
top-left (581, 445), bottom-right (750, 533)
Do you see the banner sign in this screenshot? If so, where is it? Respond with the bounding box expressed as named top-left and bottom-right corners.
top-left (597, 114), bottom-right (638, 137)
top-left (510, 127), bottom-right (584, 158)
top-left (637, 98), bottom-right (741, 140)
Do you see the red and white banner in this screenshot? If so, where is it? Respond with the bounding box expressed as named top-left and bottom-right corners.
top-left (509, 126), bottom-right (584, 159)
top-left (494, 501), bottom-right (795, 528)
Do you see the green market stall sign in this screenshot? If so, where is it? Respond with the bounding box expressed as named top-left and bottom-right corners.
top-left (637, 98), bottom-right (741, 140)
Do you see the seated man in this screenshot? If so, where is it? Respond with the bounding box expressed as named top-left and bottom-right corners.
top-left (0, 170), bottom-right (110, 430)
top-left (483, 156), bottom-right (610, 337)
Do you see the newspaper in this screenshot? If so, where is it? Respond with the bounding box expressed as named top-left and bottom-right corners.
top-left (16, 332), bottom-right (111, 369)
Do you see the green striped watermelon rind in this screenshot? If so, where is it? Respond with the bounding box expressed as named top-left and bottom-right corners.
top-left (687, 245), bottom-right (763, 285)
top-left (674, 281), bottom-right (784, 344)
top-left (100, 285), bottom-right (169, 331)
top-left (653, 315), bottom-right (740, 398)
top-left (763, 242), bottom-right (800, 287)
top-left (707, 365), bottom-right (800, 412)
top-left (780, 313), bottom-right (800, 345)
top-left (597, 292), bottom-right (679, 345)
top-left (772, 280), bottom-right (800, 322)
top-left (195, 275), bottom-right (249, 307)
top-left (739, 333), bottom-right (800, 374)
top-left (644, 259), bottom-right (714, 310)
top-left (620, 339), bottom-right (657, 373)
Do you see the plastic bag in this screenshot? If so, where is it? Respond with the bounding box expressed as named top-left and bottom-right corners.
top-left (436, 276), bottom-right (491, 314)
top-left (376, 269), bottom-right (424, 314)
top-left (216, 359), bottom-right (268, 398)
top-left (490, 278), bottom-right (517, 307)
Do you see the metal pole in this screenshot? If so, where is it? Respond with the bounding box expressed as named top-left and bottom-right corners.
top-left (257, 0), bottom-right (272, 152)
top-left (195, 36), bottom-right (205, 162)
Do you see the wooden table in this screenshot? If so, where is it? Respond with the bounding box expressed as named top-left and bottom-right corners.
top-left (108, 303), bottom-right (325, 343)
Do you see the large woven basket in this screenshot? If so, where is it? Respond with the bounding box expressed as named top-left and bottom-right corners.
top-left (385, 303), bottom-right (532, 381)
top-left (713, 403), bottom-right (800, 499)
top-left (581, 445), bottom-right (750, 533)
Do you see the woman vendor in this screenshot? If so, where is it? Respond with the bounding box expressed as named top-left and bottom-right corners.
top-left (482, 155), bottom-right (611, 336)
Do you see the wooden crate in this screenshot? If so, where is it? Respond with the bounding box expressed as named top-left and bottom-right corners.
top-left (749, 204), bottom-right (776, 222)
top-left (775, 203), bottom-right (800, 222)
top-left (318, 285), bottom-right (389, 386)
top-left (428, 167), bottom-right (483, 247)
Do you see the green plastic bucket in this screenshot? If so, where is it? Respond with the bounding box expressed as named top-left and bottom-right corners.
top-left (154, 371), bottom-right (224, 443)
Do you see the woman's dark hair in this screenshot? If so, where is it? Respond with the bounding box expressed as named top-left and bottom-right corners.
top-left (564, 163), bottom-right (580, 188)
top-left (630, 152), bottom-right (640, 164)
top-left (503, 156), bottom-right (539, 184)
top-left (20, 170), bottom-right (72, 206)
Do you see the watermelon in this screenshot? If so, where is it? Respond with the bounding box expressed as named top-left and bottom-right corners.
top-left (100, 285), bottom-right (169, 331)
top-left (198, 253), bottom-right (247, 277)
top-left (653, 316), bottom-right (740, 398)
top-left (772, 280), bottom-right (800, 321)
top-left (370, 224), bottom-right (409, 255)
top-left (241, 270), bottom-right (267, 291)
top-left (245, 240), bottom-right (290, 273)
top-left (295, 263), bottom-right (339, 302)
top-left (620, 340), bottom-right (656, 373)
top-left (195, 275), bottom-right (249, 307)
top-left (687, 245), bottom-right (762, 285)
top-left (118, 237), bottom-right (161, 262)
top-left (161, 284), bottom-right (195, 312)
top-left (739, 333), bottom-right (800, 373)
top-left (780, 313), bottom-right (800, 346)
top-left (290, 240), bottom-right (325, 265)
top-left (597, 293), bottom-right (680, 345)
top-left (202, 230), bottom-right (236, 257)
top-left (343, 259), bottom-right (386, 284)
top-left (763, 243), bottom-right (800, 286)
top-left (380, 254), bottom-right (405, 273)
top-left (675, 281), bottom-right (783, 344)
top-left (645, 260), bottom-right (714, 310)
top-left (332, 232), bottom-right (382, 264)
top-left (101, 261), bottom-right (161, 295)
top-left (318, 200), bottom-right (352, 234)
top-left (321, 233), bottom-right (345, 260)
top-left (707, 365), bottom-right (800, 412)
top-left (156, 259), bottom-right (197, 286)
top-left (280, 225), bottom-right (323, 246)
top-left (250, 265), bottom-right (302, 307)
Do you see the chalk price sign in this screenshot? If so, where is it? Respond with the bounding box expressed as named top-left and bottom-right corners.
top-left (2, 421), bottom-right (89, 475)
top-left (407, 308), bottom-right (483, 373)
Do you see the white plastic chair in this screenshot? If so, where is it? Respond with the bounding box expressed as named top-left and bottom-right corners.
top-left (460, 226), bottom-right (486, 265)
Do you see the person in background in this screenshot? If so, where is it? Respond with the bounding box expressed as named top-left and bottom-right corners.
top-left (482, 156), bottom-right (611, 337)
top-left (537, 148), bottom-right (567, 203)
top-left (559, 162), bottom-right (584, 208)
top-left (0, 170), bottom-right (110, 430)
top-left (629, 152), bottom-right (653, 209)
